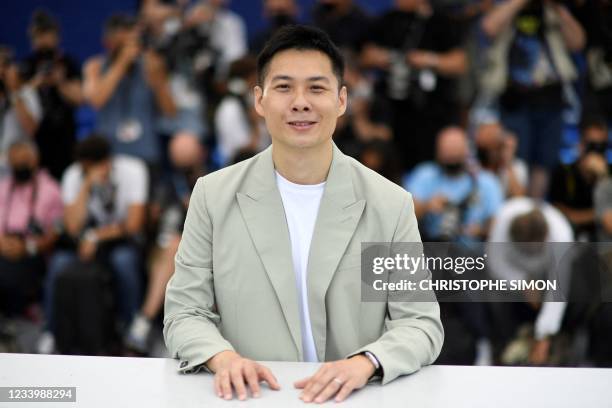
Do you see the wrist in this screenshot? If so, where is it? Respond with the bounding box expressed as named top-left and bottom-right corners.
top-left (351, 354), bottom-right (377, 378)
top-left (206, 350), bottom-right (239, 373)
top-left (83, 228), bottom-right (98, 244)
top-left (25, 237), bottom-right (38, 256)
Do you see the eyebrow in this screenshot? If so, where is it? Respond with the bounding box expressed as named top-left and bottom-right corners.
top-left (270, 75), bottom-right (331, 84)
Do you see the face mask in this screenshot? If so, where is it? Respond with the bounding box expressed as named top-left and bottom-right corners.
top-left (272, 13), bottom-right (293, 27)
top-left (35, 47), bottom-right (56, 61)
top-left (585, 142), bottom-right (608, 155)
top-left (12, 166), bottom-right (34, 184)
top-left (321, 3), bottom-right (338, 13)
top-left (476, 147), bottom-right (490, 166)
top-left (441, 162), bottom-right (464, 176)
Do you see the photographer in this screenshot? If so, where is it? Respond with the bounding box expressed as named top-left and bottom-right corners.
top-left (0, 141), bottom-right (63, 317)
top-left (361, 0), bottom-right (467, 171)
top-left (549, 115), bottom-right (609, 241)
top-left (39, 135), bottom-right (148, 354)
top-left (480, 0), bottom-right (585, 198)
top-left (83, 14), bottom-right (176, 168)
top-left (22, 10), bottom-right (82, 181)
top-left (0, 48), bottom-right (42, 174)
top-left (474, 120), bottom-right (528, 197)
top-left (406, 126), bottom-right (504, 243)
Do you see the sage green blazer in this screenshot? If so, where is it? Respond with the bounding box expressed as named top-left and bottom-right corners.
top-left (163, 144), bottom-right (443, 385)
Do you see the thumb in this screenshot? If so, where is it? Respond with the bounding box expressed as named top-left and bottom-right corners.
top-left (293, 376), bottom-right (311, 389)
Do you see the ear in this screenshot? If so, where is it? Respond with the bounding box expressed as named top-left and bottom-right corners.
top-left (254, 85), bottom-right (265, 118)
top-left (337, 85), bottom-right (348, 118)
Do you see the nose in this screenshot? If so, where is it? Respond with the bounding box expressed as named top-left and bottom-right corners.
top-left (291, 88), bottom-right (311, 112)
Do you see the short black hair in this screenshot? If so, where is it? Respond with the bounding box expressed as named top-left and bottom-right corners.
top-left (256, 25), bottom-right (344, 88)
top-left (29, 9), bottom-right (59, 35)
top-left (75, 134), bottom-right (112, 163)
top-left (104, 13), bottom-right (137, 37)
top-left (579, 114), bottom-right (608, 137)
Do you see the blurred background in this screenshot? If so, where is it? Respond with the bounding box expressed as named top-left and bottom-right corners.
top-left (1, 0), bottom-right (611, 369)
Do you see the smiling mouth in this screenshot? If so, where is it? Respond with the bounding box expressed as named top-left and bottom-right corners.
top-left (287, 121), bottom-right (317, 131)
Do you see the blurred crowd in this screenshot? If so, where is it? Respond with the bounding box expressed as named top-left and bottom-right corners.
top-left (1, 0), bottom-right (612, 368)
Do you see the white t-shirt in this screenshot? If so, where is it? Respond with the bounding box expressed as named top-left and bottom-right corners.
top-left (487, 197), bottom-right (574, 339)
top-left (276, 171), bottom-right (325, 362)
top-left (0, 86), bottom-right (42, 167)
top-left (62, 155), bottom-right (148, 226)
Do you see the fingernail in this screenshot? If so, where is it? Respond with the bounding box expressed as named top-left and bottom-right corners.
top-left (315, 397), bottom-right (323, 403)
top-left (239, 394), bottom-right (245, 400)
top-left (254, 392), bottom-right (260, 398)
top-left (224, 394), bottom-right (231, 400)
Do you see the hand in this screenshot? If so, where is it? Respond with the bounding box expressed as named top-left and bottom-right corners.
top-left (5, 64), bottom-right (22, 93)
top-left (143, 50), bottom-right (166, 89)
top-left (406, 50), bottom-right (438, 70)
top-left (294, 356), bottom-right (376, 403)
top-left (78, 238), bottom-right (98, 262)
top-left (427, 195), bottom-right (448, 214)
top-left (117, 39), bottom-right (141, 67)
top-left (0, 236), bottom-right (26, 261)
top-left (207, 350), bottom-right (280, 401)
top-left (500, 135), bottom-right (518, 167)
top-left (85, 164), bottom-right (108, 186)
top-left (582, 153), bottom-right (608, 179)
top-left (529, 338), bottom-right (551, 365)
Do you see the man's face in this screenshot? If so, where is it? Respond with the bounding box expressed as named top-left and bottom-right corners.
top-left (436, 128), bottom-right (469, 176)
top-left (31, 31), bottom-right (59, 52)
top-left (254, 49), bottom-right (347, 151)
top-left (581, 126), bottom-right (609, 157)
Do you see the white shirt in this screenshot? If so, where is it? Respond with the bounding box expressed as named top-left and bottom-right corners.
top-left (276, 171), bottom-right (325, 362)
top-left (62, 155), bottom-right (148, 226)
top-left (487, 197), bottom-right (574, 339)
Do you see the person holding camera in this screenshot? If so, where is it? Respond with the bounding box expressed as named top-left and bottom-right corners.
top-left (83, 14), bottom-right (176, 169)
top-left (406, 126), bottom-right (504, 243)
top-left (480, 0), bottom-right (586, 198)
top-left (38, 135), bottom-right (148, 354)
top-left (22, 10), bottom-right (82, 181)
top-left (0, 141), bottom-right (63, 318)
top-left (474, 120), bottom-right (528, 197)
top-left (0, 48), bottom-right (42, 176)
top-left (360, 0), bottom-right (467, 171)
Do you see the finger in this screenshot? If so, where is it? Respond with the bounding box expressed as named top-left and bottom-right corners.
top-left (294, 376), bottom-right (312, 389)
top-left (213, 373), bottom-right (222, 398)
top-left (301, 368), bottom-right (333, 403)
top-left (219, 371), bottom-right (233, 400)
top-left (243, 364), bottom-right (260, 398)
top-left (230, 367), bottom-right (248, 401)
top-left (313, 377), bottom-right (344, 404)
top-left (334, 381), bottom-right (357, 403)
top-left (258, 366), bottom-right (281, 390)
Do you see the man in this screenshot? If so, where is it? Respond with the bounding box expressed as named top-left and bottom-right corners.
top-left (83, 14), bottom-right (176, 167)
top-left (39, 135), bottom-right (148, 354)
top-left (549, 115), bottom-right (609, 241)
top-left (360, 0), bottom-right (467, 171)
top-left (250, 0), bottom-right (299, 54)
top-left (0, 48), bottom-right (42, 175)
top-left (164, 26), bottom-right (443, 403)
top-left (312, 0), bottom-right (371, 53)
top-left (22, 10), bottom-right (82, 181)
top-left (474, 120), bottom-right (528, 198)
top-left (125, 132), bottom-right (207, 353)
top-left (406, 126), bottom-right (504, 242)
top-left (480, 0), bottom-right (585, 197)
top-left (0, 141), bottom-right (62, 317)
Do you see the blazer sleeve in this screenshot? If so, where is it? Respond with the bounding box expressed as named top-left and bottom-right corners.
top-left (163, 178), bottom-right (235, 373)
top-left (348, 193), bottom-right (444, 385)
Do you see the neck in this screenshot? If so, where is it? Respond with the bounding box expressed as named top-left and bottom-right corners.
top-left (272, 141), bottom-right (333, 185)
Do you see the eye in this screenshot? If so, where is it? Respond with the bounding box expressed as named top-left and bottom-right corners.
top-left (311, 85), bottom-right (325, 92)
top-left (275, 84), bottom-right (290, 91)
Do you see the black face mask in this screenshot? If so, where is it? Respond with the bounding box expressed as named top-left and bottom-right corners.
top-left (12, 166), bottom-right (34, 184)
top-left (585, 142), bottom-right (608, 155)
top-left (441, 162), bottom-right (464, 176)
top-left (34, 47), bottom-right (57, 61)
top-left (476, 147), bottom-right (491, 167)
top-left (272, 13), bottom-right (294, 27)
top-left (320, 3), bottom-right (338, 13)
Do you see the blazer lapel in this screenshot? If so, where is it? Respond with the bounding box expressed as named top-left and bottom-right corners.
top-left (236, 147), bottom-right (303, 360)
top-left (307, 145), bottom-right (365, 361)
